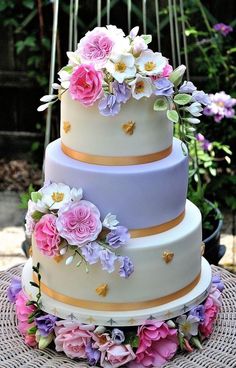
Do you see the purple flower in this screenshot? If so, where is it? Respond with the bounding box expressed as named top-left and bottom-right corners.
top-left (98, 94), bottom-right (121, 116)
top-left (212, 275), bottom-right (224, 292)
top-left (213, 23), bottom-right (233, 36)
top-left (99, 249), bottom-right (117, 273)
top-left (179, 80), bottom-right (197, 94)
top-left (153, 77), bottom-right (174, 97)
top-left (112, 81), bottom-right (132, 103)
top-left (85, 341), bottom-right (100, 365)
top-left (111, 328), bottom-right (125, 344)
top-left (203, 91), bottom-right (236, 122)
top-left (119, 256), bottom-right (134, 278)
top-left (189, 305), bottom-right (205, 322)
top-left (35, 314), bottom-right (57, 337)
top-left (196, 133), bottom-right (212, 151)
top-left (106, 226), bottom-right (130, 248)
top-left (81, 242), bottom-right (101, 264)
top-left (7, 277), bottom-right (22, 303)
top-left (192, 90), bottom-right (210, 106)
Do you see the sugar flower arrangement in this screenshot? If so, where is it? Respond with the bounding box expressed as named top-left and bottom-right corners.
top-left (38, 25), bottom-right (210, 134)
top-left (25, 182), bottom-right (133, 278)
top-left (8, 272), bottom-right (224, 368)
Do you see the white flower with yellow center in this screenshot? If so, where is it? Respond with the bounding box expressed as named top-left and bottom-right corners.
top-left (37, 183), bottom-right (83, 211)
top-left (136, 50), bottom-right (167, 76)
top-left (106, 54), bottom-right (136, 83)
top-left (129, 74), bottom-right (153, 100)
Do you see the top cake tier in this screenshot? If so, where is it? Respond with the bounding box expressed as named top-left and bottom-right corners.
top-left (60, 90), bottom-right (173, 165)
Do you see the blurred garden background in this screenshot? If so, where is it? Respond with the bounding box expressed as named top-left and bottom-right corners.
top-left (0, 0), bottom-right (235, 271)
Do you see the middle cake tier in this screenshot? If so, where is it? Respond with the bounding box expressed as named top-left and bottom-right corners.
top-left (45, 137), bottom-right (188, 230)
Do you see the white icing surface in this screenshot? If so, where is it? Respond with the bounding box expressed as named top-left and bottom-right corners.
top-left (61, 90), bottom-right (173, 156)
top-left (22, 258), bottom-right (211, 326)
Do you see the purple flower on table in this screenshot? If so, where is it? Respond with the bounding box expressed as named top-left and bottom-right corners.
top-left (192, 90), bottom-right (210, 106)
top-left (113, 81), bottom-right (132, 104)
top-left (212, 275), bottom-right (224, 292)
top-left (100, 249), bottom-right (117, 273)
top-left (112, 328), bottom-right (125, 344)
top-left (196, 133), bottom-right (212, 151)
top-left (106, 226), bottom-right (130, 248)
top-left (119, 256), bottom-right (134, 278)
top-left (189, 305), bottom-right (205, 322)
top-left (179, 80), bottom-right (197, 94)
top-left (98, 94), bottom-right (121, 116)
top-left (203, 91), bottom-right (236, 122)
top-left (7, 276), bottom-right (22, 303)
top-left (85, 341), bottom-right (101, 366)
top-left (153, 77), bottom-right (174, 97)
top-left (176, 314), bottom-right (200, 339)
top-left (35, 314), bottom-right (58, 337)
top-left (213, 23), bottom-right (233, 36)
top-left (81, 242), bottom-right (101, 264)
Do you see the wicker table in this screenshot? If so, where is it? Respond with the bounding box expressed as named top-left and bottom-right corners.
top-left (0, 264), bottom-right (235, 368)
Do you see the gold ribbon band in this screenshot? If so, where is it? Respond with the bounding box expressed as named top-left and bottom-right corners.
top-left (62, 142), bottom-right (172, 166)
top-left (129, 211), bottom-right (185, 238)
top-left (33, 273), bottom-right (200, 311)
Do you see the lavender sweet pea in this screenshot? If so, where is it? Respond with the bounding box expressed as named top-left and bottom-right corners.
top-left (113, 81), bottom-right (132, 103)
top-left (189, 305), bottom-right (205, 322)
top-left (35, 314), bottom-right (58, 337)
top-left (98, 94), bottom-right (121, 116)
top-left (153, 78), bottom-right (174, 97)
top-left (119, 256), bottom-right (134, 278)
top-left (85, 342), bottom-right (101, 366)
top-left (112, 328), bottom-right (125, 344)
top-left (81, 242), bottom-right (101, 264)
top-left (179, 81), bottom-right (197, 94)
top-left (213, 23), bottom-right (233, 36)
top-left (106, 226), bottom-right (130, 248)
top-left (212, 275), bottom-right (224, 292)
top-left (7, 277), bottom-right (22, 303)
top-left (100, 249), bottom-right (117, 273)
top-left (192, 90), bottom-right (210, 106)
top-left (196, 133), bottom-right (212, 151)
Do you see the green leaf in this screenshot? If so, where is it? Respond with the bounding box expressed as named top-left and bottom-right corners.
top-left (23, 0), bottom-right (35, 9)
top-left (169, 65), bottom-right (186, 87)
top-left (31, 191), bottom-right (42, 202)
top-left (32, 211), bottom-right (44, 221)
top-left (153, 97), bottom-right (168, 111)
top-left (141, 34), bottom-right (152, 44)
top-left (174, 94), bottom-right (192, 105)
top-left (167, 110), bottom-right (179, 123)
top-left (130, 335), bottom-right (139, 348)
top-left (27, 326), bottom-right (37, 335)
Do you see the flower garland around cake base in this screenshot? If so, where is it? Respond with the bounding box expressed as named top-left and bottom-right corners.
top-left (25, 182), bottom-right (134, 278)
top-left (8, 266), bottom-right (224, 368)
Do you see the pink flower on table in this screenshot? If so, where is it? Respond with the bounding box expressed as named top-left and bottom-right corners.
top-left (54, 320), bottom-right (95, 359)
top-left (35, 214), bottom-right (61, 257)
top-left (56, 200), bottom-right (102, 247)
top-left (15, 290), bottom-right (37, 347)
top-left (199, 296), bottom-right (219, 338)
top-left (131, 320), bottom-right (178, 367)
top-left (100, 343), bottom-right (136, 368)
top-left (69, 64), bottom-right (103, 106)
top-left (78, 27), bottom-right (114, 68)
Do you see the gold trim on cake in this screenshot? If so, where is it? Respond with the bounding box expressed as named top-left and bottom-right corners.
top-left (63, 121), bottom-right (71, 133)
top-left (96, 283), bottom-right (108, 297)
top-left (162, 251), bottom-right (174, 264)
top-left (122, 121), bottom-right (136, 135)
top-left (61, 142), bottom-right (172, 166)
top-left (33, 272), bottom-right (200, 311)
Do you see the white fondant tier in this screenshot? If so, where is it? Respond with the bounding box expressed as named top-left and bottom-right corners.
top-left (22, 258), bottom-right (211, 327)
top-left (61, 90), bottom-right (173, 158)
top-left (45, 137), bottom-right (188, 230)
top-left (24, 200), bottom-right (203, 326)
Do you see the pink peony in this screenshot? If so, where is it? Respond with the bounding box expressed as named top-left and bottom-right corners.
top-left (132, 320), bottom-right (178, 367)
top-left (100, 343), bottom-right (136, 368)
top-left (56, 200), bottom-right (102, 246)
top-left (15, 290), bottom-right (37, 347)
top-left (199, 296), bottom-right (219, 338)
top-left (78, 27), bottom-right (114, 67)
top-left (35, 214), bottom-right (61, 257)
top-left (54, 320), bottom-right (95, 359)
top-left (69, 64), bottom-right (103, 106)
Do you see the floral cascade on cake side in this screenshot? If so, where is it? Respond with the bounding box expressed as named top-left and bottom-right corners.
top-left (8, 270), bottom-right (223, 368)
top-left (25, 181), bottom-right (133, 278)
top-left (38, 25), bottom-right (210, 143)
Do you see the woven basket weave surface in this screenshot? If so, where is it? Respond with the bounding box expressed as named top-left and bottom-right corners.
top-left (0, 264), bottom-right (235, 368)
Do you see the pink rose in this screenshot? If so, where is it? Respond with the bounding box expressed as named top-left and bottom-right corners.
top-left (100, 343), bottom-right (136, 368)
top-left (69, 64), bottom-right (103, 106)
top-left (78, 27), bottom-right (114, 67)
top-left (131, 320), bottom-right (178, 367)
top-left (56, 200), bottom-right (102, 246)
top-left (199, 296), bottom-right (219, 338)
top-left (35, 214), bottom-right (61, 257)
top-left (15, 290), bottom-right (37, 347)
top-left (55, 320), bottom-right (95, 359)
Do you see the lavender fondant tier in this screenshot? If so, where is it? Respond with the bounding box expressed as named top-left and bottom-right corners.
top-left (45, 137), bottom-right (188, 230)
